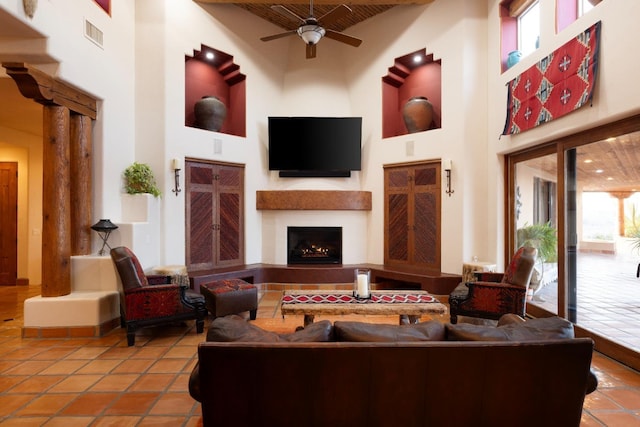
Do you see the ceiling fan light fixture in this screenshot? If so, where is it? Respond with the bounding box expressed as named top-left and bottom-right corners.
top-left (297, 24), bottom-right (325, 45)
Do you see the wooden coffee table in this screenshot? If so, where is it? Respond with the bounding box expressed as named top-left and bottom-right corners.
top-left (280, 289), bottom-right (447, 326)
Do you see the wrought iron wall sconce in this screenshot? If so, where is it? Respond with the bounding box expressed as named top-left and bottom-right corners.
top-left (443, 159), bottom-right (454, 197)
top-left (91, 219), bottom-right (118, 255)
top-left (172, 158), bottom-right (182, 196)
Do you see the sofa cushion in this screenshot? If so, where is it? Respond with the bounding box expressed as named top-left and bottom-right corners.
top-left (206, 314), bottom-right (333, 343)
top-left (446, 315), bottom-right (575, 341)
top-left (333, 320), bottom-right (446, 342)
top-left (190, 315), bottom-right (333, 402)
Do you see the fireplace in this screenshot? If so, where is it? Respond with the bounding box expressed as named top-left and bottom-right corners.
top-left (287, 227), bottom-right (342, 264)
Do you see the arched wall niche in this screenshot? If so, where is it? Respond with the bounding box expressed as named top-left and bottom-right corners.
top-left (382, 48), bottom-right (442, 139)
top-left (185, 44), bottom-right (246, 137)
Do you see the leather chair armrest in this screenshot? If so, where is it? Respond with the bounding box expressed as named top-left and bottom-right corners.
top-left (126, 283), bottom-right (180, 294)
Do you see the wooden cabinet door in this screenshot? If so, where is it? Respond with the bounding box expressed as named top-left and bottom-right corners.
top-left (186, 160), bottom-right (244, 271)
top-left (216, 164), bottom-right (244, 267)
top-left (411, 163), bottom-right (441, 270)
top-left (384, 161), bottom-right (441, 270)
top-left (384, 166), bottom-right (411, 265)
top-left (186, 162), bottom-right (216, 271)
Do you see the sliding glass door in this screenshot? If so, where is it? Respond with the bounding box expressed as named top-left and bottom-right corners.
top-left (566, 137), bottom-right (640, 351)
top-left (507, 116), bottom-right (640, 370)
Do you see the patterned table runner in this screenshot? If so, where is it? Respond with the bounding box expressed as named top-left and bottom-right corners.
top-left (281, 293), bottom-right (438, 305)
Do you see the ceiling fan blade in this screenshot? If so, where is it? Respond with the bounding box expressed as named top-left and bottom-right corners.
top-left (318, 5), bottom-right (352, 26)
top-left (271, 5), bottom-right (305, 24)
top-left (324, 30), bottom-right (362, 47)
top-left (261, 30), bottom-right (297, 42)
top-left (306, 44), bottom-right (317, 59)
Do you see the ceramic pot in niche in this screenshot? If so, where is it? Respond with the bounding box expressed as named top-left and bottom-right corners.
top-left (402, 96), bottom-right (434, 134)
top-left (194, 96), bottom-right (227, 131)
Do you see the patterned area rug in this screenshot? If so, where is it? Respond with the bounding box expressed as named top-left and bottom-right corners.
top-left (281, 293), bottom-right (438, 304)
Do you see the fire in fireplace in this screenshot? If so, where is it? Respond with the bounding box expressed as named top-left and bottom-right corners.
top-left (287, 226), bottom-right (342, 264)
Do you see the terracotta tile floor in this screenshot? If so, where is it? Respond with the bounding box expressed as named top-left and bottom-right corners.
top-left (0, 285), bottom-right (639, 426)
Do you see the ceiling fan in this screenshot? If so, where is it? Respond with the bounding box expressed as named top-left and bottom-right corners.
top-left (260, 0), bottom-right (363, 59)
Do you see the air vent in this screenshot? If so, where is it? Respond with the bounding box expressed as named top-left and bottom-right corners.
top-left (84, 19), bottom-right (104, 48)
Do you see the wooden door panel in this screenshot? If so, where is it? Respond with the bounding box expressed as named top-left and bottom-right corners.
top-left (386, 193), bottom-right (409, 263)
top-left (218, 167), bottom-right (242, 188)
top-left (189, 191), bottom-right (215, 269)
top-left (218, 192), bottom-right (240, 264)
top-left (186, 162), bottom-right (216, 271)
top-left (217, 164), bottom-right (244, 266)
top-left (414, 166), bottom-right (437, 187)
top-left (0, 163), bottom-right (18, 285)
top-left (387, 168), bottom-right (410, 190)
top-left (190, 163), bottom-right (215, 185)
top-left (413, 163), bottom-right (440, 268)
top-left (414, 191), bottom-right (438, 267)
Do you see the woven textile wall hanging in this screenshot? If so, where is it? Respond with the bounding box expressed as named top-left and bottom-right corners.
top-left (502, 21), bottom-right (601, 136)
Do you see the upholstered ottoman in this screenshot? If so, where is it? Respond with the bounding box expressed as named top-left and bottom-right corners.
top-left (199, 279), bottom-right (258, 320)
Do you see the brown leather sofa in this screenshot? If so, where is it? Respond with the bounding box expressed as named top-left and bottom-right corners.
top-left (190, 315), bottom-right (597, 427)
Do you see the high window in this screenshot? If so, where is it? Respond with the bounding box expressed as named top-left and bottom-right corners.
top-left (557, 0), bottom-right (602, 33)
top-left (500, 0), bottom-right (539, 72)
top-left (503, 0), bottom-right (602, 72)
top-left (518, 1), bottom-right (540, 57)
top-left (579, 0), bottom-right (596, 16)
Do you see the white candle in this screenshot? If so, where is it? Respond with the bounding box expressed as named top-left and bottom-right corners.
top-left (357, 273), bottom-right (369, 298)
top-left (172, 158), bottom-right (182, 170)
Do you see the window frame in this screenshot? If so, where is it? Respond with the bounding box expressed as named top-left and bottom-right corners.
top-left (499, 0), bottom-right (539, 73)
top-left (516, 0), bottom-right (540, 57)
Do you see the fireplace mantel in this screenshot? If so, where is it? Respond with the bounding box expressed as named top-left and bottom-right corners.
top-left (256, 190), bottom-right (372, 211)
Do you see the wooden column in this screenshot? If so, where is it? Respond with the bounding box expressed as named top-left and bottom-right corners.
top-left (70, 114), bottom-right (93, 255)
top-left (2, 62), bottom-right (97, 296)
top-left (42, 106), bottom-right (72, 297)
top-left (610, 191), bottom-right (633, 237)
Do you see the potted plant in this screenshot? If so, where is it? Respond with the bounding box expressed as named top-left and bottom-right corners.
top-left (517, 222), bottom-right (558, 263)
top-left (123, 162), bottom-right (161, 198)
top-left (517, 222), bottom-right (558, 295)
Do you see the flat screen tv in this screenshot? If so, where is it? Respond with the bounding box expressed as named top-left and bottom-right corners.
top-left (268, 116), bottom-right (362, 177)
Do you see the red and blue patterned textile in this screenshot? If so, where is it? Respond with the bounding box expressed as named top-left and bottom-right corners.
top-left (202, 278), bottom-right (256, 294)
top-left (502, 21), bottom-right (601, 135)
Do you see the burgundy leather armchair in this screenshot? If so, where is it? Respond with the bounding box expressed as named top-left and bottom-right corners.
top-left (110, 246), bottom-right (207, 346)
top-left (449, 246), bottom-right (537, 324)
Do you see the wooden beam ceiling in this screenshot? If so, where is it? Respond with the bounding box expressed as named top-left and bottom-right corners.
top-left (196, 0), bottom-right (436, 32)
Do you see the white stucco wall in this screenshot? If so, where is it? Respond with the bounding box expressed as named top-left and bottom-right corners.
top-left (1, 0), bottom-right (639, 282)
